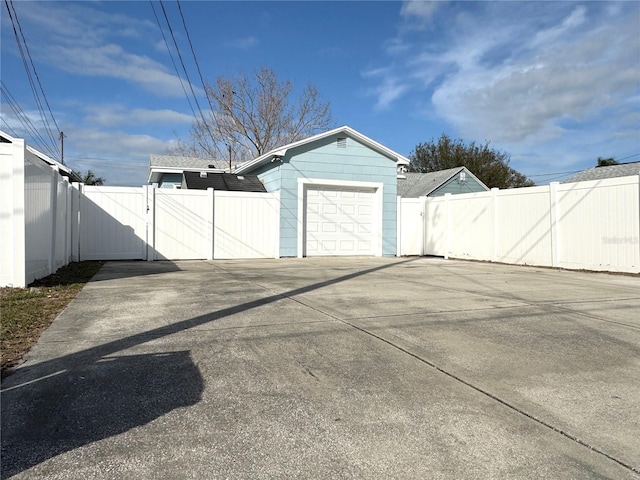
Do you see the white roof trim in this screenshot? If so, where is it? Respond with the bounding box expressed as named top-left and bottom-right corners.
top-left (235, 125), bottom-right (410, 174)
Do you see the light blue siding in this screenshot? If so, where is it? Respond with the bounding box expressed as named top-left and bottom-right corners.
top-left (253, 163), bottom-right (282, 192)
top-left (253, 133), bottom-right (399, 257)
top-left (430, 174), bottom-right (487, 197)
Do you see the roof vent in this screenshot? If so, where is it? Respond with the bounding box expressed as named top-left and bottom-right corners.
top-left (208, 164), bottom-right (216, 168)
top-left (237, 175), bottom-right (244, 180)
top-left (458, 171), bottom-right (466, 183)
top-left (200, 172), bottom-right (207, 178)
top-left (337, 137), bottom-right (347, 148)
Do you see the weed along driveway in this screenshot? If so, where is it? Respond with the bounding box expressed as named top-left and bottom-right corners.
top-left (2, 258), bottom-right (639, 479)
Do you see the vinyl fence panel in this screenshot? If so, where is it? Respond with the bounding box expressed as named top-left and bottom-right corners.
top-left (214, 191), bottom-right (280, 259)
top-left (556, 177), bottom-right (640, 272)
top-left (448, 191), bottom-right (495, 262)
top-left (423, 197), bottom-right (448, 256)
top-left (495, 186), bottom-right (553, 266)
top-left (398, 198), bottom-right (423, 256)
top-left (153, 189), bottom-right (212, 260)
top-left (80, 186), bottom-right (147, 260)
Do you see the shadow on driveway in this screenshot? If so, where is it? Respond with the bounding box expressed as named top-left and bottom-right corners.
top-left (1, 259), bottom-right (416, 478)
top-left (1, 351), bottom-right (202, 478)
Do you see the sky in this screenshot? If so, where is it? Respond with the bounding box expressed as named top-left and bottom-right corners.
top-left (2, 0), bottom-right (639, 186)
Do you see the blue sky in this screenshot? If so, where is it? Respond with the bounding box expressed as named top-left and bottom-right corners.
top-left (2, 1), bottom-right (639, 186)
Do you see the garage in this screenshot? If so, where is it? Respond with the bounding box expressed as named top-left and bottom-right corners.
top-left (304, 185), bottom-right (377, 256)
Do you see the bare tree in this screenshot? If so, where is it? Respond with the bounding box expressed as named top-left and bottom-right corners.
top-left (169, 67), bottom-right (333, 161)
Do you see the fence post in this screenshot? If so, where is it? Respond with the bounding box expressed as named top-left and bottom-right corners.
top-left (8, 139), bottom-right (26, 287)
top-left (444, 193), bottom-right (451, 259)
top-left (208, 188), bottom-right (215, 260)
top-left (396, 196), bottom-right (402, 257)
top-left (145, 185), bottom-right (155, 261)
top-left (63, 178), bottom-right (70, 266)
top-left (492, 188), bottom-right (499, 262)
top-left (549, 182), bottom-right (560, 268)
top-left (49, 169), bottom-right (58, 275)
top-left (420, 195), bottom-right (427, 256)
top-left (71, 182), bottom-right (80, 261)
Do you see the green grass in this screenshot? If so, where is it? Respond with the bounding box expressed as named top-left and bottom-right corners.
top-left (1, 261), bottom-right (103, 376)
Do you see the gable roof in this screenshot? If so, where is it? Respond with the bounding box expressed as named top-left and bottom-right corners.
top-left (562, 161), bottom-right (640, 183)
top-left (182, 172), bottom-right (266, 192)
top-left (235, 125), bottom-right (410, 174)
top-left (397, 167), bottom-right (488, 197)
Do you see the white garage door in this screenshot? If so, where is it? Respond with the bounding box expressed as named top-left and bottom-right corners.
top-left (305, 186), bottom-right (376, 256)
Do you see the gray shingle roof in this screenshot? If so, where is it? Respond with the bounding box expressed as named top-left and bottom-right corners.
top-left (150, 154), bottom-right (244, 170)
top-left (562, 162), bottom-right (640, 183)
top-left (397, 168), bottom-right (466, 197)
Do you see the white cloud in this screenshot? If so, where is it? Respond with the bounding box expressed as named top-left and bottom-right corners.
top-left (226, 36), bottom-right (259, 50)
top-left (8, 2), bottom-right (196, 97)
top-left (400, 1), bottom-right (441, 28)
top-left (64, 129), bottom-right (172, 186)
top-left (430, 10), bottom-right (640, 144)
top-left (83, 105), bottom-right (194, 128)
top-left (362, 67), bottom-right (410, 109)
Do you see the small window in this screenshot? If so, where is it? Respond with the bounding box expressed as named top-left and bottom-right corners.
top-left (337, 137), bottom-right (347, 148)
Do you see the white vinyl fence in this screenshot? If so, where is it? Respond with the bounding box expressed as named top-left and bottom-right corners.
top-left (398, 176), bottom-right (640, 274)
top-left (2, 143), bottom-right (280, 287)
top-left (80, 186), bottom-right (280, 262)
top-left (1, 138), bottom-right (80, 287)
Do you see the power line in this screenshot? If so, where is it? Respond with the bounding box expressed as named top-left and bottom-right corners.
top-left (154, 0), bottom-right (217, 146)
top-left (8, 0), bottom-right (61, 136)
top-left (528, 170), bottom-right (582, 178)
top-left (149, 0), bottom-right (198, 124)
top-left (1, 80), bottom-right (59, 158)
top-left (616, 153), bottom-right (639, 162)
top-left (3, 0), bottom-right (61, 159)
top-left (176, 0), bottom-right (215, 114)
top-left (0, 117), bottom-right (20, 138)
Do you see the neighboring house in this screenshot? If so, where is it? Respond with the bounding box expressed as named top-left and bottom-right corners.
top-left (562, 161), bottom-right (640, 183)
top-left (234, 125), bottom-right (410, 258)
top-left (148, 154), bottom-right (245, 188)
top-left (397, 167), bottom-right (489, 198)
top-left (182, 171), bottom-right (266, 192)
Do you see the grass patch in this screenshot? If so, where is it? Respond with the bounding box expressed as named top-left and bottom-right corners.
top-left (1, 261), bottom-right (103, 377)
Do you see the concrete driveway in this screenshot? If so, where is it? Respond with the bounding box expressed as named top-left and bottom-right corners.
top-left (2, 257), bottom-right (639, 479)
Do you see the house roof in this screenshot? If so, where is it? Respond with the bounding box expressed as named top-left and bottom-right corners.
top-left (148, 154), bottom-right (247, 184)
top-left (562, 161), bottom-right (640, 183)
top-left (182, 172), bottom-right (266, 192)
top-left (150, 154), bottom-right (242, 170)
top-left (1, 130), bottom-right (82, 183)
top-left (397, 167), bottom-right (488, 197)
top-left (234, 125), bottom-right (411, 174)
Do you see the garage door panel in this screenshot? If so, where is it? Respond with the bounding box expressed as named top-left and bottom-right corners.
top-left (305, 186), bottom-right (376, 256)
top-left (323, 204), bottom-right (338, 214)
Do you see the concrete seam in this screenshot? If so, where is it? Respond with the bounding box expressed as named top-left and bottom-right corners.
top-left (283, 292), bottom-right (639, 475)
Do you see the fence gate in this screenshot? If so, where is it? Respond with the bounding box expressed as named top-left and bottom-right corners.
top-left (80, 186), bottom-right (148, 260)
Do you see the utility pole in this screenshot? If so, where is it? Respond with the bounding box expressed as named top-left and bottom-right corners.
top-left (228, 144), bottom-right (232, 172)
top-left (59, 131), bottom-right (66, 165)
